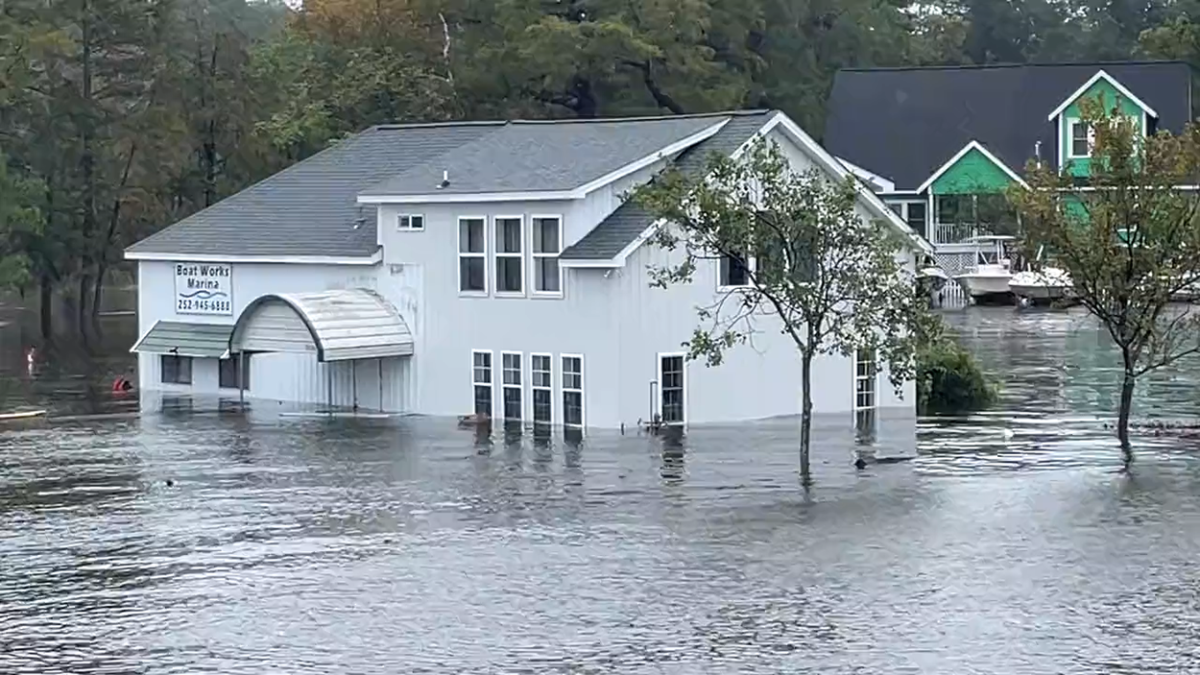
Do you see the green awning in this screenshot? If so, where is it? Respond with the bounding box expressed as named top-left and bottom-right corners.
top-left (131, 321), bottom-right (233, 358)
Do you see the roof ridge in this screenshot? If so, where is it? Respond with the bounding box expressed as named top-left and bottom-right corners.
top-left (371, 120), bottom-right (508, 130)
top-left (507, 109), bottom-right (773, 125)
top-left (840, 60), bottom-right (1190, 73)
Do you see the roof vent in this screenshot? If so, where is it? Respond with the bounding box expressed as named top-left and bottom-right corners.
top-left (437, 170), bottom-right (450, 189)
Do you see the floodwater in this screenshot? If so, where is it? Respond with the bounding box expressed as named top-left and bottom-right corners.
top-left (3, 304), bottom-right (1200, 674)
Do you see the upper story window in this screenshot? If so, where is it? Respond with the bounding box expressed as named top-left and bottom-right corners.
top-left (532, 216), bottom-right (563, 296)
top-left (495, 216), bottom-right (524, 295)
top-left (458, 217), bottom-right (487, 295)
top-left (719, 252), bottom-right (752, 288)
top-left (397, 214), bottom-right (424, 231)
top-left (1069, 119), bottom-right (1092, 158)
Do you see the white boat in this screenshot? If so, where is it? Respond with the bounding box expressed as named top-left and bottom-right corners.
top-left (1009, 267), bottom-right (1073, 304)
top-left (1009, 245), bottom-right (1074, 306)
top-left (953, 235), bottom-right (1017, 305)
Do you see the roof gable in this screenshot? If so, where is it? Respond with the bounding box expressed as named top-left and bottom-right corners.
top-left (1046, 69), bottom-right (1158, 121)
top-left (917, 141), bottom-right (1026, 194)
top-left (824, 61), bottom-right (1193, 191)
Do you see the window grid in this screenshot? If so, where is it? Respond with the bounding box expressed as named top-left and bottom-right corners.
top-left (532, 216), bottom-right (563, 295)
top-left (660, 354), bottom-right (685, 424)
top-left (561, 354), bottom-right (583, 427)
top-left (531, 353), bottom-right (553, 425)
top-left (495, 216), bottom-right (524, 295)
top-left (472, 350), bottom-right (493, 417)
top-left (398, 214), bottom-right (424, 231)
top-left (459, 217), bottom-right (487, 294)
top-left (854, 348), bottom-right (876, 410)
top-left (501, 352), bottom-right (523, 420)
top-left (160, 355), bottom-right (192, 385)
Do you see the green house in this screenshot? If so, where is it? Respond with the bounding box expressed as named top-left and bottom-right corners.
top-left (823, 62), bottom-right (1195, 271)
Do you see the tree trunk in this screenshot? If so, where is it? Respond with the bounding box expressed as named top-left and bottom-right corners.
top-left (39, 276), bottom-right (52, 340)
top-left (77, 274), bottom-right (90, 334)
top-left (1117, 367), bottom-right (1136, 469)
top-left (799, 350), bottom-right (814, 486)
top-left (90, 262), bottom-right (107, 330)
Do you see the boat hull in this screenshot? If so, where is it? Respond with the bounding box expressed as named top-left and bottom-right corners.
top-left (955, 274), bottom-right (1014, 305)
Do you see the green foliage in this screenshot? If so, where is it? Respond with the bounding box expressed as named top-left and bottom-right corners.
top-left (0, 153), bottom-right (46, 290)
top-left (1011, 95), bottom-right (1200, 460)
top-left (915, 330), bottom-right (996, 415)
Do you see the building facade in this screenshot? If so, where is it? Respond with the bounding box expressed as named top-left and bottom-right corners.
top-left (824, 61), bottom-right (1196, 276)
top-left (127, 110), bottom-right (929, 430)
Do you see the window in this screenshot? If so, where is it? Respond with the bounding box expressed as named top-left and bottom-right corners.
top-left (933, 194), bottom-right (1018, 244)
top-left (561, 354), bottom-right (583, 427)
top-left (531, 353), bottom-right (552, 425)
top-left (854, 348), bottom-right (876, 410)
top-left (659, 354), bottom-right (686, 424)
top-left (472, 350), bottom-right (493, 417)
top-left (905, 202), bottom-right (927, 238)
top-left (459, 217), bottom-right (487, 294)
top-left (1070, 119), bottom-right (1091, 158)
top-left (532, 216), bottom-right (563, 295)
top-left (160, 354), bottom-right (192, 385)
top-left (397, 214), bottom-right (424, 231)
top-left (501, 352), bottom-right (522, 420)
top-left (219, 355), bottom-right (249, 390)
top-left (495, 216), bottom-right (524, 294)
top-left (719, 252), bottom-right (752, 288)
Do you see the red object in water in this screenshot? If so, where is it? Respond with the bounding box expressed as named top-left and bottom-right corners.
top-left (112, 377), bottom-right (133, 393)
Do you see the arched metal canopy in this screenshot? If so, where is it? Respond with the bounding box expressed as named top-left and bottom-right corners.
top-left (229, 289), bottom-right (414, 362)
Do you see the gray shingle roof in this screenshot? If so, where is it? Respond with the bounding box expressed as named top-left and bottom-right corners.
top-left (560, 110), bottom-right (775, 260)
top-left (359, 115), bottom-right (730, 197)
top-left (125, 122), bottom-right (500, 258)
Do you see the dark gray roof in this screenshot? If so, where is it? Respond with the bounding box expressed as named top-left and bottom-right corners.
top-left (359, 115), bottom-right (731, 197)
top-left (131, 321), bottom-right (233, 358)
top-left (560, 110), bottom-right (775, 260)
top-left (126, 123), bottom-right (500, 258)
top-left (824, 61), bottom-right (1194, 191)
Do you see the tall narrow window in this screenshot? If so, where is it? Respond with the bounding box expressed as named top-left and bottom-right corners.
top-left (532, 216), bottom-right (562, 295)
top-left (660, 354), bottom-right (685, 424)
top-left (495, 216), bottom-right (524, 294)
top-left (719, 253), bottom-right (751, 288)
top-left (459, 217), bottom-right (487, 294)
top-left (531, 353), bottom-right (552, 425)
top-left (472, 350), bottom-right (493, 417)
top-left (561, 355), bottom-right (583, 427)
top-left (1070, 120), bottom-right (1091, 158)
top-left (905, 202), bottom-right (927, 238)
top-left (854, 348), bottom-right (876, 410)
top-left (501, 352), bottom-right (523, 420)
top-left (161, 355), bottom-right (192, 385)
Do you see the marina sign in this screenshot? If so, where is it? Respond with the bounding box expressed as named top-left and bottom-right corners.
top-left (174, 263), bottom-right (233, 315)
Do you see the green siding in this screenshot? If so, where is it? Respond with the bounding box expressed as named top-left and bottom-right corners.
top-left (1059, 77), bottom-right (1146, 177)
top-left (929, 147), bottom-right (1016, 195)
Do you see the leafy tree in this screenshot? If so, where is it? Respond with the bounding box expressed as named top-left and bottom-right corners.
top-left (0, 153), bottom-right (45, 290)
top-left (634, 139), bottom-right (932, 485)
top-left (1010, 96), bottom-right (1200, 467)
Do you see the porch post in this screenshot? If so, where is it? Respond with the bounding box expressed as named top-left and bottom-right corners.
top-left (352, 360), bottom-right (358, 411)
top-left (378, 358), bottom-right (384, 411)
top-left (238, 351), bottom-right (245, 405)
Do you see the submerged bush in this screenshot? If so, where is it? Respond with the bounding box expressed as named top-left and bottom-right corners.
top-left (916, 333), bottom-right (996, 415)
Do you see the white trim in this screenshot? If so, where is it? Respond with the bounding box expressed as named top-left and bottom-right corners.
top-left (1046, 69), bottom-right (1159, 122)
top-left (530, 214), bottom-right (564, 297)
top-left (500, 351), bottom-right (523, 421)
top-left (559, 257), bottom-right (623, 269)
top-left (159, 353), bottom-right (194, 386)
top-left (357, 121), bottom-right (729, 205)
top-left (530, 352), bottom-right (554, 425)
top-left (759, 112), bottom-right (935, 255)
top-left (457, 216), bottom-right (488, 296)
top-left (836, 156), bottom-right (896, 192)
top-left (914, 140), bottom-right (1029, 194)
top-left (560, 353), bottom-right (585, 430)
top-left (716, 251), bottom-right (755, 292)
top-left (396, 213), bottom-right (425, 231)
top-left (124, 250), bottom-right (382, 265)
top-left (492, 214), bottom-right (525, 296)
top-left (656, 352), bottom-right (687, 425)
top-left (471, 349), bottom-right (495, 419)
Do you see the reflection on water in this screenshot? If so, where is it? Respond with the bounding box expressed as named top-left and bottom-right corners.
top-left (2, 305), bottom-right (1200, 673)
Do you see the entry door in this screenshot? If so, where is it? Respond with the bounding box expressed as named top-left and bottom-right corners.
top-left (658, 354), bottom-right (686, 425)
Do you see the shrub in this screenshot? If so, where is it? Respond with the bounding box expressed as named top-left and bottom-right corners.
top-left (916, 334), bottom-right (996, 415)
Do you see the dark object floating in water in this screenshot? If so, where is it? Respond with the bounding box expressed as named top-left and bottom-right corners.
top-left (165, 479), bottom-right (174, 487)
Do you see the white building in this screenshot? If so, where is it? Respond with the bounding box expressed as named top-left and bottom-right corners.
top-left (127, 109), bottom-right (932, 430)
